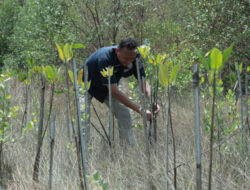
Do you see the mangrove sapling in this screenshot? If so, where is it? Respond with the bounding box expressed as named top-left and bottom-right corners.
top-left (236, 63), bottom-right (244, 148)
top-left (192, 64), bottom-right (202, 190)
top-left (20, 68), bottom-right (30, 132)
top-left (55, 43), bottom-right (86, 140)
top-left (55, 43), bottom-right (71, 140)
top-left (73, 59), bottom-right (89, 190)
top-left (159, 60), bottom-right (180, 189)
top-left (207, 45), bottom-right (232, 190)
top-left (42, 66), bottom-right (57, 139)
top-left (48, 113), bottom-right (56, 190)
top-left (0, 72), bottom-right (19, 171)
top-left (100, 66), bottom-right (114, 147)
top-left (33, 73), bottom-right (46, 182)
top-left (134, 49), bottom-right (153, 188)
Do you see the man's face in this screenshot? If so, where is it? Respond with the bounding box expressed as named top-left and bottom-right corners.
top-left (116, 48), bottom-right (137, 67)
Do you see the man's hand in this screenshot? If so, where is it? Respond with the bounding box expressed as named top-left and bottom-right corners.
top-left (154, 103), bottom-right (160, 117)
top-left (139, 109), bottom-right (154, 121)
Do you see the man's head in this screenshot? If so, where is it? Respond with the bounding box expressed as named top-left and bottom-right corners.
top-left (116, 38), bottom-right (138, 67)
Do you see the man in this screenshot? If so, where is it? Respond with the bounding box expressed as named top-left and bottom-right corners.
top-left (80, 38), bottom-right (160, 146)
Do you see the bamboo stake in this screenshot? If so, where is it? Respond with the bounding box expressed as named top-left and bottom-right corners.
top-left (245, 66), bottom-right (249, 134)
top-left (108, 66), bottom-right (113, 146)
top-left (65, 61), bottom-right (71, 140)
top-left (165, 102), bottom-right (170, 190)
top-left (236, 63), bottom-right (244, 147)
top-left (208, 71), bottom-right (216, 190)
top-left (84, 63), bottom-right (90, 145)
top-left (73, 59), bottom-right (89, 190)
top-left (192, 64), bottom-right (202, 190)
top-left (49, 113), bottom-right (56, 190)
top-left (71, 120), bottom-right (84, 190)
top-left (142, 77), bottom-right (153, 189)
top-left (136, 61), bottom-right (153, 189)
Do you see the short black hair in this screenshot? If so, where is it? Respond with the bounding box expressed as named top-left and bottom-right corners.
top-left (118, 38), bottom-right (138, 50)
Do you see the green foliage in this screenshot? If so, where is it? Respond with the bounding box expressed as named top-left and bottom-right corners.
top-left (0, 0), bottom-right (21, 69)
top-left (87, 171), bottom-right (108, 190)
top-left (4, 0), bottom-right (78, 69)
top-left (0, 73), bottom-right (19, 144)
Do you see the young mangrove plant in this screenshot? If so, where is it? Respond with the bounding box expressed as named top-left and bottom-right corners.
top-left (158, 59), bottom-right (180, 190)
top-left (56, 43), bottom-right (86, 140)
top-left (100, 66), bottom-right (114, 147)
top-left (198, 43), bottom-right (233, 190)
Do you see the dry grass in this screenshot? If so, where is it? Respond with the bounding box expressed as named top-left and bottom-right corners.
top-left (1, 78), bottom-right (249, 190)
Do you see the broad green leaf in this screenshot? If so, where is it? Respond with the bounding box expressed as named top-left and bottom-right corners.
top-left (45, 65), bottom-right (56, 81)
top-left (210, 48), bottom-right (222, 70)
top-left (68, 70), bottom-right (74, 83)
top-left (156, 54), bottom-right (161, 64)
top-left (222, 43), bottom-right (234, 64)
top-left (201, 77), bottom-right (205, 84)
top-left (159, 63), bottom-right (169, 86)
top-left (137, 45), bottom-right (150, 59)
top-left (72, 44), bottom-right (86, 49)
top-left (239, 63), bottom-right (243, 73)
top-left (149, 56), bottom-right (156, 66)
top-left (63, 43), bottom-right (72, 62)
top-left (247, 66), bottom-right (250, 72)
top-left (55, 43), bottom-right (64, 61)
top-left (170, 64), bottom-right (180, 83)
top-left (218, 78), bottom-right (223, 85)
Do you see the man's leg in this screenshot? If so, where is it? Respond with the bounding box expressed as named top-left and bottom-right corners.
top-left (79, 90), bottom-right (92, 144)
top-left (104, 97), bottom-right (135, 146)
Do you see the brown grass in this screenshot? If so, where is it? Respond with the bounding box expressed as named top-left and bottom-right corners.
top-left (1, 78), bottom-right (249, 190)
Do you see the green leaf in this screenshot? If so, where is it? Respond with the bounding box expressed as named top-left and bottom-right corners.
top-left (222, 43), bottom-right (234, 64)
top-left (93, 171), bottom-right (99, 181)
top-left (63, 43), bottom-right (72, 62)
top-left (195, 48), bottom-right (205, 66)
top-left (55, 43), bottom-right (64, 61)
top-left (210, 48), bottom-right (222, 70)
top-left (18, 72), bottom-right (27, 82)
top-left (54, 90), bottom-right (64, 94)
top-left (170, 64), bottom-right (180, 83)
top-left (72, 44), bottom-right (86, 49)
top-left (68, 70), bottom-right (74, 84)
top-left (45, 65), bottom-right (56, 81)
top-left (159, 63), bottom-right (169, 86)
top-left (239, 63), bottom-right (243, 73)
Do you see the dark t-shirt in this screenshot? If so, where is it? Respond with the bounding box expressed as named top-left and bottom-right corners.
top-left (81, 46), bottom-right (146, 103)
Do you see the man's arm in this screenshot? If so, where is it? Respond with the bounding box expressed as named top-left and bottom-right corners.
top-left (109, 84), bottom-right (141, 114)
